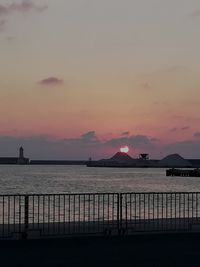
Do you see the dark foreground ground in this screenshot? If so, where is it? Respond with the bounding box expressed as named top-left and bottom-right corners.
top-left (1, 233), bottom-right (200, 267)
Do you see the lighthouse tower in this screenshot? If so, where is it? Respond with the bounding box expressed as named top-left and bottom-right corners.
top-left (19, 146), bottom-right (24, 159)
top-left (18, 146), bottom-right (25, 164)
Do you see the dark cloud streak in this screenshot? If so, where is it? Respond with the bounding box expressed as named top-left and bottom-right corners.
top-left (81, 131), bottom-right (97, 142)
top-left (105, 135), bottom-right (154, 149)
top-left (170, 126), bottom-right (190, 132)
top-left (0, 0), bottom-right (47, 16)
top-left (0, 19), bottom-right (6, 31)
top-left (38, 77), bottom-right (64, 87)
top-left (170, 127), bottom-right (177, 132)
top-left (188, 9), bottom-right (200, 20)
top-left (0, 0), bottom-right (47, 31)
top-left (181, 126), bottom-right (190, 131)
top-left (121, 132), bottom-right (129, 136)
top-left (141, 82), bottom-right (152, 91)
top-left (194, 132), bottom-right (200, 138)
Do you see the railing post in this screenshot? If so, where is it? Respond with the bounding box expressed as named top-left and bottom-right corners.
top-left (117, 193), bottom-right (123, 235)
top-left (22, 195), bottom-right (29, 239)
top-left (117, 193), bottom-right (120, 234)
top-left (25, 195), bottom-right (29, 228)
top-left (120, 193), bottom-right (123, 232)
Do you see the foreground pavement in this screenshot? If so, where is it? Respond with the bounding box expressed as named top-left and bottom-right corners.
top-left (1, 233), bottom-right (200, 266)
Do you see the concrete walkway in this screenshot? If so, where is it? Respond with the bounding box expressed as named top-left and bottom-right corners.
top-left (1, 233), bottom-right (200, 266)
top-left (1, 217), bottom-right (200, 239)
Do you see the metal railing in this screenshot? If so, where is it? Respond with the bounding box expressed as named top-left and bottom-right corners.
top-left (0, 192), bottom-right (200, 239)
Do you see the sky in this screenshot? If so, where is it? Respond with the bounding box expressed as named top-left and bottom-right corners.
top-left (0, 0), bottom-right (200, 159)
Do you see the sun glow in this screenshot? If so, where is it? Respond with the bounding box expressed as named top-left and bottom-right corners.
top-left (120, 146), bottom-right (129, 153)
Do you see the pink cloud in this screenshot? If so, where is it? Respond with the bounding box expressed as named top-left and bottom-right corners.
top-left (38, 77), bottom-right (64, 87)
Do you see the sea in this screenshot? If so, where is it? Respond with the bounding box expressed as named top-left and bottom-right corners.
top-left (0, 165), bottom-right (200, 195)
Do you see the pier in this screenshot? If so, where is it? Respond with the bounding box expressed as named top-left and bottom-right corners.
top-left (166, 168), bottom-right (200, 177)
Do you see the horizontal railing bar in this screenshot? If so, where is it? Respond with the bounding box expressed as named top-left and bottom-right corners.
top-left (0, 192), bottom-right (200, 197)
top-left (0, 193), bottom-right (119, 197)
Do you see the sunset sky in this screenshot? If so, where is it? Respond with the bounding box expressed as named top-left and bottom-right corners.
top-left (1, 0), bottom-right (200, 159)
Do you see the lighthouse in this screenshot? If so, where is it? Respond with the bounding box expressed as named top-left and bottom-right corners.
top-left (18, 146), bottom-right (29, 164)
top-left (19, 146), bottom-right (24, 159)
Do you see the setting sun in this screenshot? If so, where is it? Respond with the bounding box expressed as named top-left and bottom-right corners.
top-left (120, 146), bottom-right (129, 153)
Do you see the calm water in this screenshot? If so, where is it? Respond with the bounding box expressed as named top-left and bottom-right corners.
top-left (0, 165), bottom-right (200, 194)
